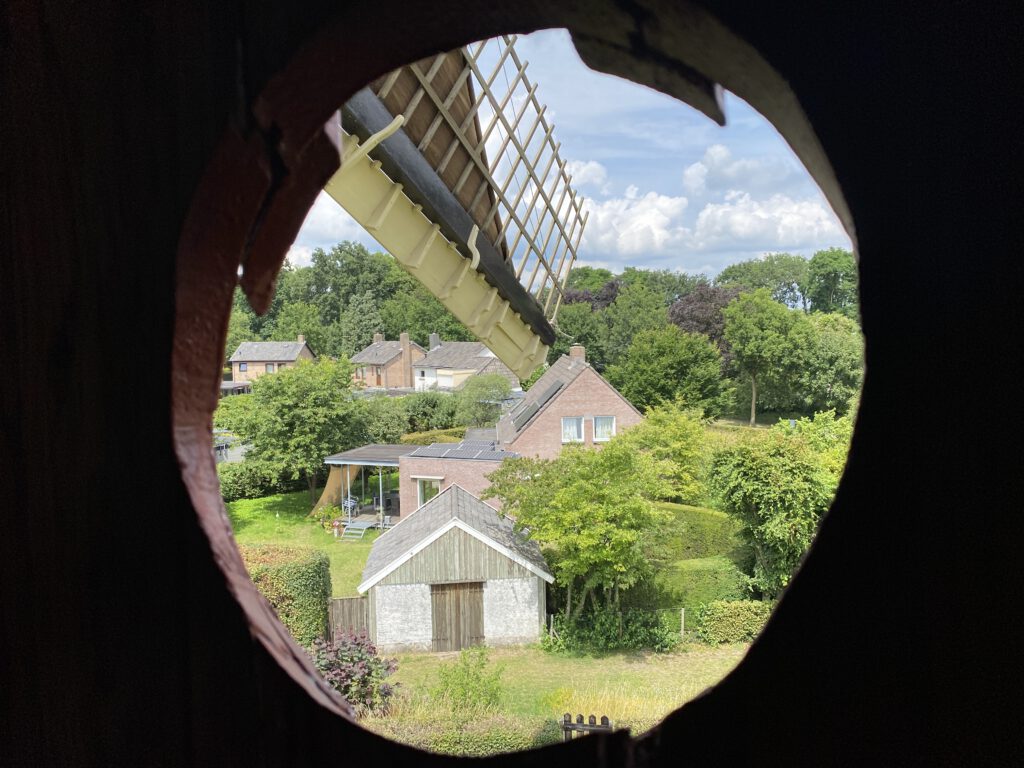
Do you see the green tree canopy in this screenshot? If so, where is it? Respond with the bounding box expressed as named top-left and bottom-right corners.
top-left (270, 301), bottom-right (329, 356)
top-left (715, 252), bottom-right (809, 310)
top-left (549, 302), bottom-right (609, 369)
top-left (606, 326), bottom-right (731, 417)
top-left (791, 312), bottom-right (863, 414)
top-left (615, 400), bottom-right (708, 503)
top-left (455, 373), bottom-right (512, 427)
top-left (619, 266), bottom-right (704, 306)
top-left (603, 284), bottom-right (668, 365)
top-left (380, 283), bottom-right (474, 347)
top-left (567, 265), bottom-right (614, 292)
top-left (225, 307), bottom-right (257, 364)
top-left (804, 247), bottom-right (858, 317)
top-left (358, 396), bottom-right (410, 443)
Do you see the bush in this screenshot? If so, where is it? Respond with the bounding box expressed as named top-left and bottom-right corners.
top-left (543, 608), bottom-right (679, 653)
top-left (239, 545), bottom-right (330, 645)
top-left (217, 459), bottom-right (300, 502)
top-left (432, 646), bottom-right (504, 711)
top-left (309, 632), bottom-right (397, 716)
top-left (403, 391), bottom-right (458, 432)
top-left (695, 600), bottom-right (773, 644)
top-left (399, 427), bottom-right (467, 445)
top-left (367, 713), bottom-right (561, 757)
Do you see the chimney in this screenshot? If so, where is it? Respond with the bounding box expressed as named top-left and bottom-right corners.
top-left (373, 332), bottom-right (384, 344)
top-left (297, 334), bottom-right (305, 344)
top-left (429, 332), bottom-right (441, 350)
top-left (399, 332), bottom-right (412, 388)
top-left (569, 344), bottom-right (586, 362)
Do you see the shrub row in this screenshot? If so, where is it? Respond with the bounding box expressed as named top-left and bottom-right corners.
top-left (217, 459), bottom-right (302, 502)
top-left (695, 600), bottom-right (773, 644)
top-left (399, 427), bottom-right (467, 445)
top-left (543, 608), bottom-right (679, 654)
top-left (657, 504), bottom-right (745, 560)
top-left (239, 545), bottom-right (331, 645)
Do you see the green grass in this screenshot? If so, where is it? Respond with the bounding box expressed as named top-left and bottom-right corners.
top-left (226, 490), bottom-right (376, 596)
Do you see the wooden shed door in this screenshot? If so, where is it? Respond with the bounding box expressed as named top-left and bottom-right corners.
top-left (431, 582), bottom-right (484, 652)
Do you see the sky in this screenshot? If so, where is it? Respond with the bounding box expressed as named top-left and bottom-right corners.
top-left (287, 28), bottom-right (851, 279)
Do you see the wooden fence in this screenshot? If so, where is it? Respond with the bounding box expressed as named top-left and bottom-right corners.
top-left (329, 597), bottom-right (369, 639)
top-left (562, 714), bottom-right (613, 741)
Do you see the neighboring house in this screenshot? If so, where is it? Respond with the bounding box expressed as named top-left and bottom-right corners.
top-left (351, 331), bottom-right (425, 389)
top-left (413, 333), bottom-right (520, 391)
top-left (228, 335), bottom-right (315, 382)
top-left (398, 439), bottom-right (517, 513)
top-left (496, 345), bottom-right (642, 460)
top-left (357, 484), bottom-right (553, 652)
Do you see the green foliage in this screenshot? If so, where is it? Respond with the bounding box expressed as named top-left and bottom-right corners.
top-left (455, 373), bottom-right (512, 427)
top-left (398, 427), bottom-right (466, 445)
top-left (549, 302), bottom-right (609, 369)
top-left (223, 359), bottom-right (366, 499)
top-left (774, 410), bottom-right (853, 482)
top-left (309, 632), bottom-right (397, 716)
top-left (380, 283), bottom-right (474, 347)
top-left (805, 247), bottom-right (858, 317)
top-left (607, 326), bottom-right (731, 417)
top-left (269, 301), bottom-right (328, 355)
top-left (664, 558), bottom-right (748, 617)
top-left (651, 503), bottom-right (744, 561)
top-left (225, 307), bottom-right (257, 363)
top-left (567, 265), bottom-right (615, 292)
top-left (715, 252), bottom-right (809, 309)
top-left (217, 459), bottom-right (300, 502)
top-left (615, 402), bottom-right (708, 503)
top-left (371, 714), bottom-right (561, 757)
top-left (603, 284), bottom-right (668, 366)
top-left (544, 608), bottom-right (679, 653)
top-left (791, 312), bottom-right (864, 414)
top-left (695, 600), bottom-right (773, 645)
top-left (709, 429), bottom-right (834, 598)
top-left (240, 545), bottom-right (331, 645)
top-left (432, 647), bottom-right (505, 711)
top-left (520, 364), bottom-right (547, 391)
top-left (402, 391), bottom-right (458, 432)
top-left (358, 396), bottom-right (410, 443)
top-left (619, 266), bottom-right (703, 306)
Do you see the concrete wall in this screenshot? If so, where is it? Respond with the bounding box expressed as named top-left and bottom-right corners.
top-left (483, 577), bottom-right (544, 646)
top-left (510, 367), bottom-right (643, 460)
top-left (372, 583), bottom-right (432, 652)
top-left (398, 456), bottom-right (502, 513)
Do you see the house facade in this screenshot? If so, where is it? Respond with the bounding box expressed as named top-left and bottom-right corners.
top-left (495, 345), bottom-right (642, 460)
top-left (228, 336), bottom-right (316, 382)
top-left (413, 334), bottom-right (520, 391)
top-left (358, 485), bottom-right (552, 652)
top-left (397, 440), bottom-right (515, 513)
top-left (351, 332), bottom-right (425, 389)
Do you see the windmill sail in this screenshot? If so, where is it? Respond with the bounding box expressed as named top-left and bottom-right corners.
top-left (324, 35), bottom-right (587, 379)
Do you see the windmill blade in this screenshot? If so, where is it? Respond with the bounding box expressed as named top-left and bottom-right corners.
top-left (324, 35), bottom-right (587, 379)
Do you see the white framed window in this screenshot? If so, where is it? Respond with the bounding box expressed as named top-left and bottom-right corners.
top-left (594, 415), bottom-right (616, 442)
top-left (265, 363), bottom-right (274, 373)
top-left (415, 477), bottom-right (442, 507)
top-left (561, 416), bottom-right (583, 443)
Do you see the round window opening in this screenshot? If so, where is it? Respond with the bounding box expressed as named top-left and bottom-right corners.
top-left (174, 16), bottom-right (859, 759)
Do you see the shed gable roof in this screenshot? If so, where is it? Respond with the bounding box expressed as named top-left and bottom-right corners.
top-left (358, 485), bottom-right (552, 592)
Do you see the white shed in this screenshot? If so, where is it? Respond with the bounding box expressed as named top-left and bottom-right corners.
top-left (357, 484), bottom-right (553, 652)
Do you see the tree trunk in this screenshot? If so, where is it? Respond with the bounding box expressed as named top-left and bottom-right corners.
top-left (750, 374), bottom-right (758, 427)
top-left (564, 581), bottom-right (573, 619)
top-left (572, 587), bottom-right (593, 620)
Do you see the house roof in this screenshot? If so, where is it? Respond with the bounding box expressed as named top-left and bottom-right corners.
top-left (414, 341), bottom-right (493, 370)
top-left (405, 440), bottom-right (518, 461)
top-left (351, 339), bottom-right (425, 365)
top-left (324, 444), bottom-right (418, 467)
top-left (229, 340), bottom-right (312, 363)
top-left (358, 484), bottom-right (552, 592)
top-left (496, 354), bottom-right (590, 442)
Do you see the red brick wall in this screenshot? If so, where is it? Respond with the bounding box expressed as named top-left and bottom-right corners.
top-left (509, 368), bottom-right (642, 460)
top-left (398, 456), bottom-right (503, 514)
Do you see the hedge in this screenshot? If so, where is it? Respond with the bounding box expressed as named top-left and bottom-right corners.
top-left (367, 714), bottom-right (562, 756)
top-left (656, 503), bottom-right (745, 560)
top-left (399, 427), bottom-right (467, 445)
top-left (217, 459), bottom-right (301, 502)
top-left (695, 600), bottom-right (773, 645)
top-left (239, 545), bottom-right (331, 645)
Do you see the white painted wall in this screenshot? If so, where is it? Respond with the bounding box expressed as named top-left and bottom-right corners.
top-left (373, 583), bottom-right (432, 651)
top-left (483, 577), bottom-right (542, 646)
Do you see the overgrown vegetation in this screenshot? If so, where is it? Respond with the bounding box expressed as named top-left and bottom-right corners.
top-left (309, 632), bottom-right (397, 716)
top-left (695, 600), bottom-right (774, 644)
top-left (239, 545), bottom-right (331, 645)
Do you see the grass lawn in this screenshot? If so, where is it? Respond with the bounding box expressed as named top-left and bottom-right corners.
top-left (379, 644), bottom-right (747, 733)
top-left (226, 490), bottom-right (376, 596)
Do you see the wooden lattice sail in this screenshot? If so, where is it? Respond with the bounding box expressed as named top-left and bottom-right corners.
top-left (324, 35), bottom-right (588, 379)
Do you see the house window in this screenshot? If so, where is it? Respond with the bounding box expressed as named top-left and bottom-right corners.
top-left (594, 416), bottom-right (616, 442)
top-left (265, 363), bottom-right (275, 373)
top-left (561, 417), bottom-right (583, 443)
top-left (416, 478), bottom-right (442, 507)
top-left (238, 362), bottom-right (247, 372)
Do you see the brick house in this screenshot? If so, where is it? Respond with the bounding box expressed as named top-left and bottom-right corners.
top-left (413, 334), bottom-right (520, 391)
top-left (398, 440), bottom-right (517, 513)
top-left (351, 331), bottom-right (425, 389)
top-left (495, 345), bottom-right (643, 460)
top-left (228, 336), bottom-right (316, 382)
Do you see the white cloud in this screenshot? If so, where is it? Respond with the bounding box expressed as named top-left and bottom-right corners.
top-left (690, 191), bottom-right (845, 253)
top-left (581, 189), bottom-right (690, 257)
top-left (682, 144), bottom-right (800, 197)
top-left (288, 191), bottom-right (367, 264)
top-left (565, 159), bottom-right (610, 193)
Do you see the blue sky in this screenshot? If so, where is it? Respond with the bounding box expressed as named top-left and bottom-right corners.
top-left (288, 29), bottom-right (851, 278)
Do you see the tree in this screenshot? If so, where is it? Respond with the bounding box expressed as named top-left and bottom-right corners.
top-left (549, 302), bottom-right (608, 369)
top-left (339, 290), bottom-right (383, 356)
top-left (615, 399), bottom-right (708, 503)
top-left (668, 283), bottom-right (742, 355)
top-left (402, 391), bottom-right (458, 432)
top-left (603, 284), bottom-right (668, 365)
top-left (775, 410), bottom-right (854, 481)
top-left (619, 267), bottom-right (704, 305)
top-left (567, 265), bottom-right (614, 292)
top-left (791, 312), bottom-right (863, 414)
top-left (224, 307), bottom-right (257, 364)
top-left (723, 289), bottom-right (800, 425)
top-left (359, 396), bottom-right (410, 443)
top-left (606, 326), bottom-right (731, 417)
top-left (804, 247), bottom-right (858, 317)
top-left (715, 252), bottom-right (809, 310)
top-left (223, 359), bottom-right (366, 500)
top-left (485, 440), bottom-right (671, 616)
top-left (709, 429), bottom-right (834, 598)
top-left (379, 283), bottom-right (474, 347)
top-left (270, 301), bottom-right (328, 355)
top-left (454, 374), bottom-right (511, 427)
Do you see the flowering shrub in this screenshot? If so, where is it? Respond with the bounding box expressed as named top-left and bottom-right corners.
top-left (309, 632), bottom-right (397, 716)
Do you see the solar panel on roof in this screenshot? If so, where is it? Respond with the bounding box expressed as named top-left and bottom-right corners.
top-left (411, 446), bottom-right (448, 457)
top-left (459, 440), bottom-right (496, 449)
top-left (446, 449), bottom-right (482, 459)
top-left (476, 450), bottom-right (511, 460)
top-left (512, 401), bottom-right (540, 430)
top-left (534, 381), bottom-right (564, 409)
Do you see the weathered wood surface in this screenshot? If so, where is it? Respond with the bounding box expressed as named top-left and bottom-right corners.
top-left (431, 582), bottom-right (485, 651)
top-left (331, 597), bottom-right (370, 637)
top-left (379, 526), bottom-right (532, 586)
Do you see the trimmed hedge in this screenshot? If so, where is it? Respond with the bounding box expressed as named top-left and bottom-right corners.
top-left (399, 427), bottom-right (467, 445)
top-left (667, 556), bottom-right (747, 616)
top-left (656, 503), bottom-right (744, 560)
top-left (239, 545), bottom-right (331, 645)
top-left (218, 459), bottom-right (301, 502)
top-left (695, 600), bottom-right (773, 645)
top-left (368, 714), bottom-right (562, 756)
